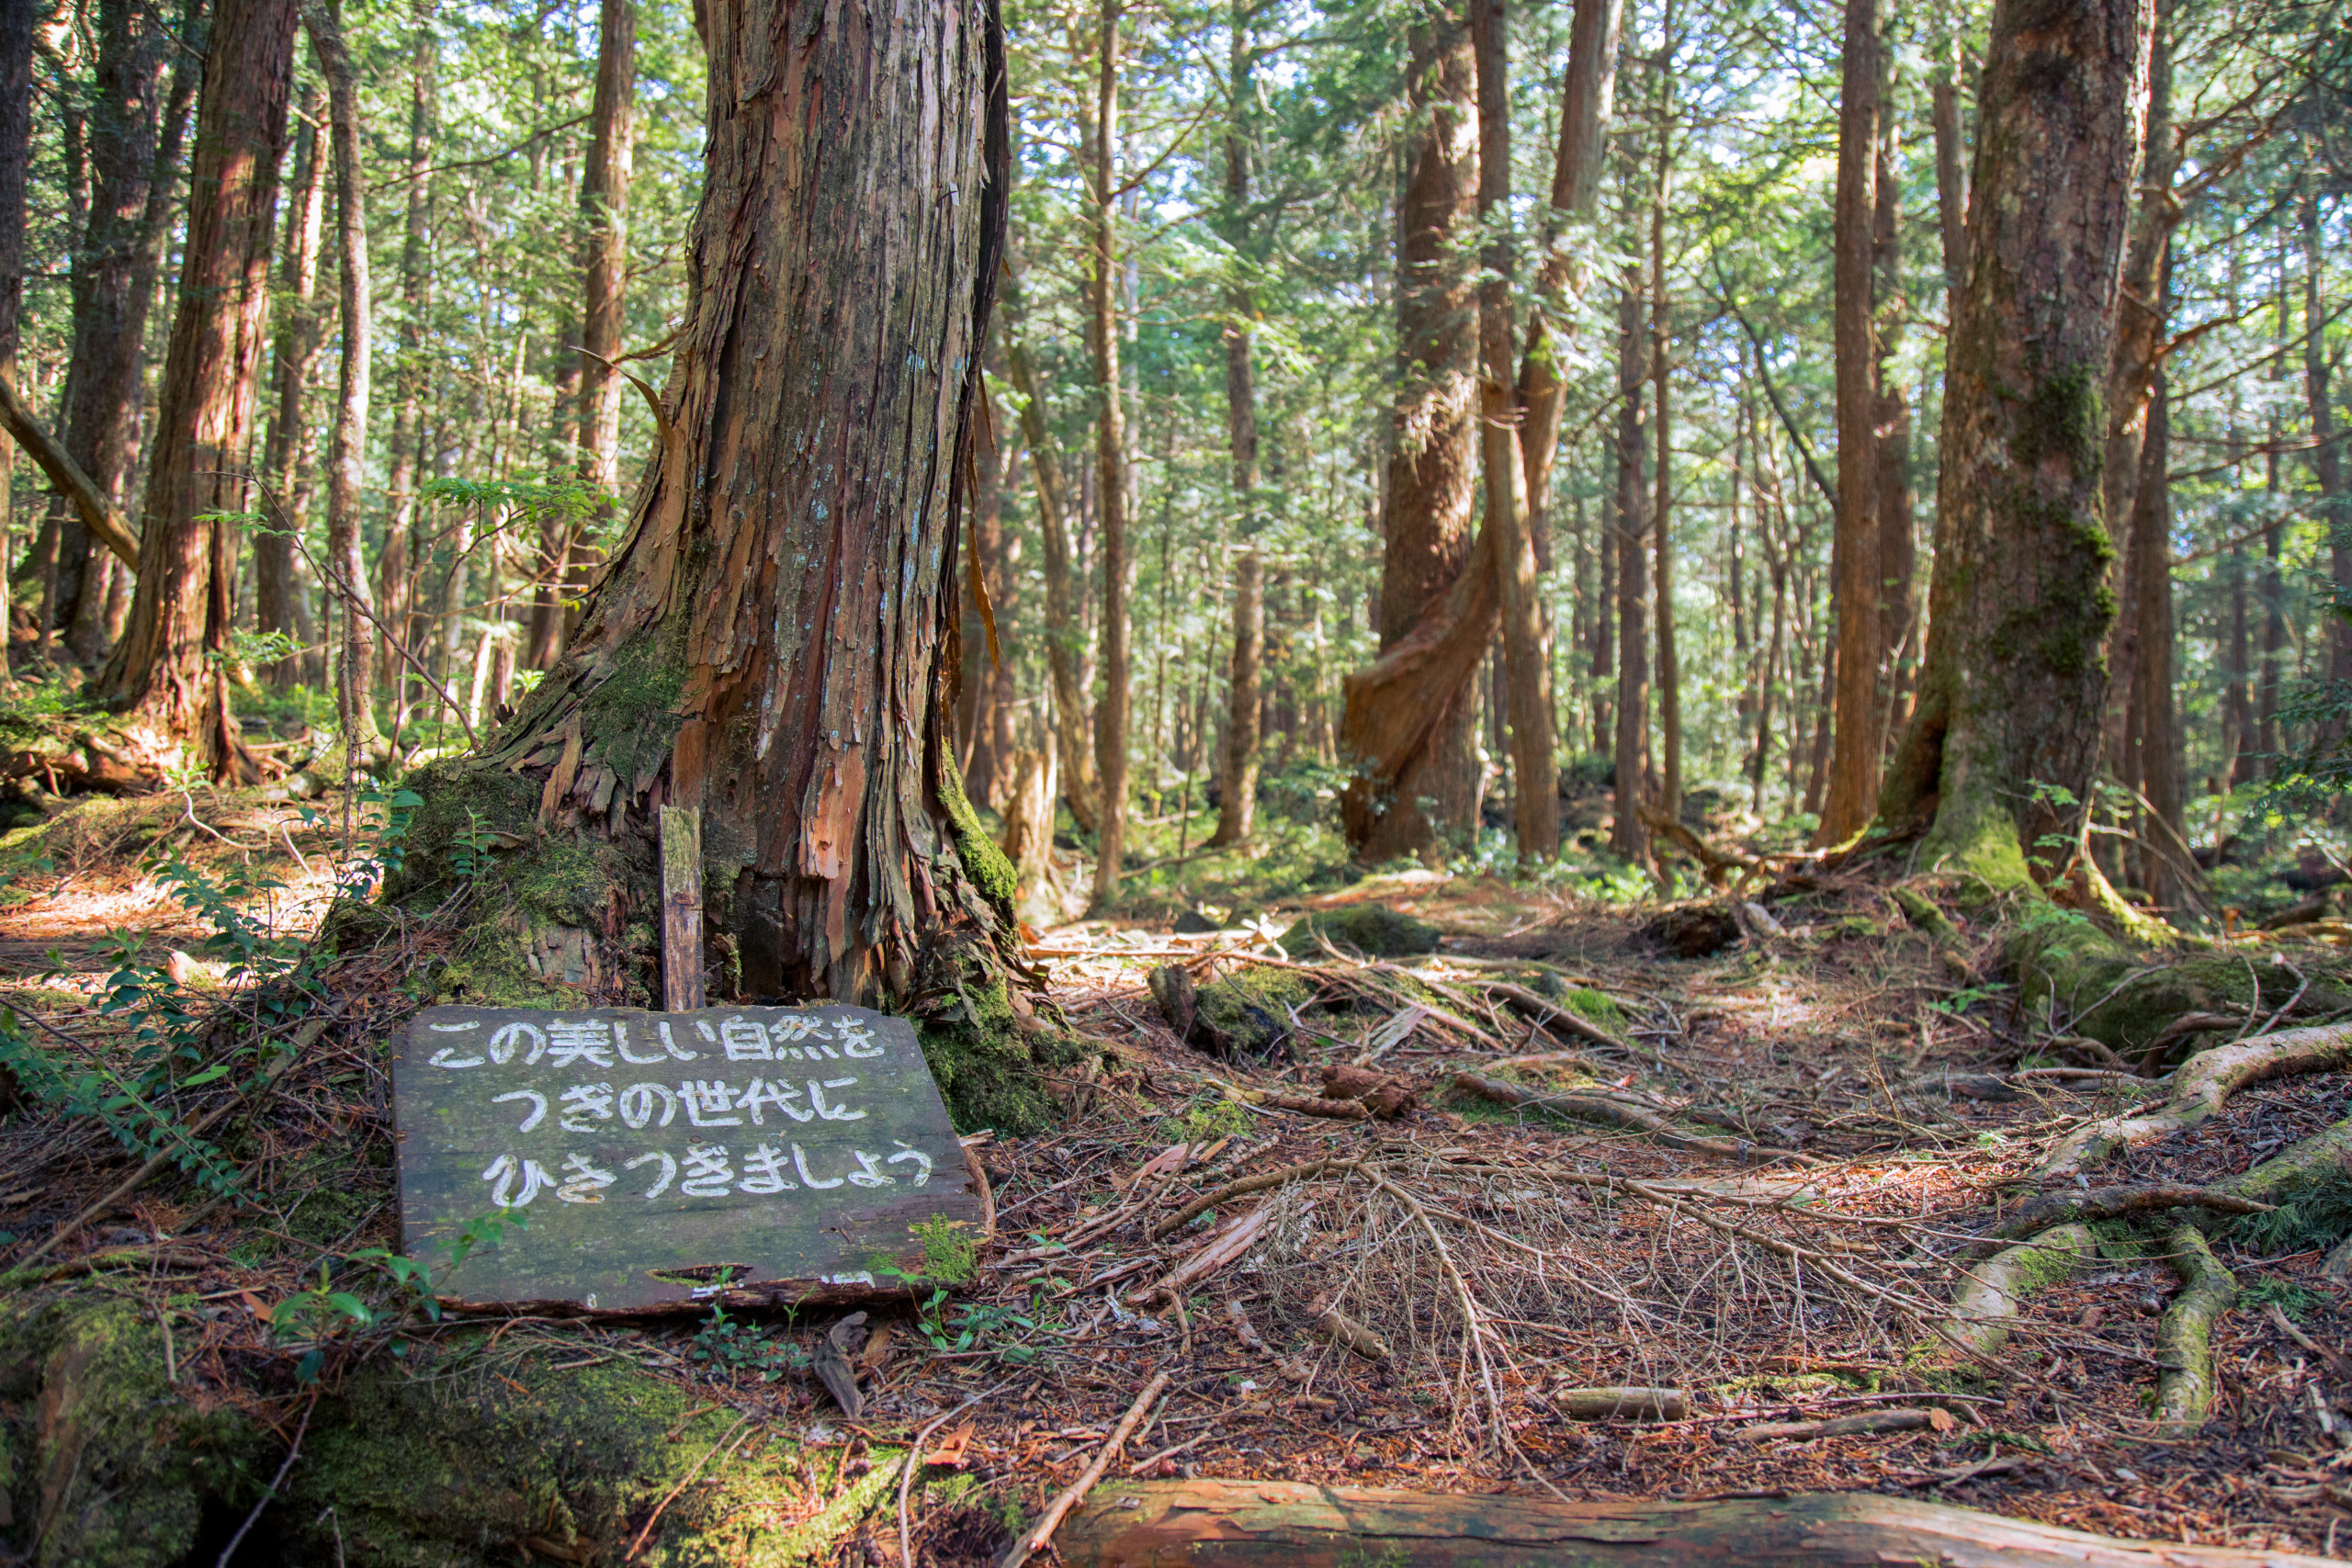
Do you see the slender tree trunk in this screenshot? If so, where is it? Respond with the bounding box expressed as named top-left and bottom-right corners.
top-left (381, 11), bottom-right (435, 725)
top-left (1611, 254), bottom-right (1649, 861)
top-left (1343, 16), bottom-right (1481, 864)
top-left (1650, 61), bottom-right (1679, 824)
top-left (96, 0), bottom-right (300, 776)
top-left (2307, 189), bottom-right (2350, 698)
top-left (0, 0), bottom-right (30, 597)
top-left (1929, 30), bottom-right (1968, 308)
top-left (1871, 38), bottom-right (1916, 740)
top-left (2259, 445), bottom-right (2282, 769)
top-left (2225, 542), bottom-right (2252, 786)
top-left (958, 337), bottom-right (1017, 810)
top-left (1207, 3), bottom-right (1261, 850)
top-left (257, 82), bottom-right (324, 690)
top-left (1003, 299), bottom-right (1099, 838)
top-left (576, 0), bottom-right (635, 518)
top-left (1470, 0), bottom-right (1557, 863)
top-left (306, 0), bottom-right (380, 750)
top-left (1874, 0), bottom-right (2154, 887)
top-left (1087, 0), bottom-right (1132, 911)
top-left (2131, 366), bottom-right (2183, 908)
top-left (1822, 0), bottom-right (1881, 843)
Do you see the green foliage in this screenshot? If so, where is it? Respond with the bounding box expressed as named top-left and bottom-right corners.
top-left (911, 1214), bottom-right (979, 1285)
top-left (269, 1209), bottom-right (530, 1383)
top-left (2242, 1276), bottom-right (2325, 1322)
top-left (1160, 1096), bottom-right (1255, 1143)
top-left (2233, 1181), bottom-right (2352, 1256)
top-left (688, 1302), bottom-right (809, 1382)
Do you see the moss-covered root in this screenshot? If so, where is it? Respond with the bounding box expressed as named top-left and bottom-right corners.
top-left (1962, 1183), bottom-right (2275, 1262)
top-left (1891, 886), bottom-right (1962, 949)
top-left (1923, 1224), bottom-right (2098, 1367)
top-left (2030, 1022), bottom-right (2352, 1181)
top-left (2213, 1115), bottom-right (2352, 1210)
top-left (2153, 1224), bottom-right (2236, 1437)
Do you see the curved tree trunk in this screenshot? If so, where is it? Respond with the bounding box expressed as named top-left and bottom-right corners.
top-left (1340, 16), bottom-right (1481, 865)
top-left (398, 0), bottom-right (1034, 1122)
top-left (1874, 0), bottom-right (2153, 887)
top-left (95, 0), bottom-right (299, 778)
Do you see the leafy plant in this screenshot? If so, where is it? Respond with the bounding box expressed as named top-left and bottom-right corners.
top-left (2244, 1276), bottom-right (2326, 1322)
top-left (688, 1301), bottom-right (808, 1381)
top-left (270, 1210), bottom-right (529, 1382)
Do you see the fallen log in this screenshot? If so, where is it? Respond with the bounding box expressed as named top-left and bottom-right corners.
top-left (1733, 1406), bottom-right (1945, 1442)
top-left (2154, 1224), bottom-right (2235, 1437)
top-left (1451, 1072), bottom-right (1811, 1165)
top-left (1056, 1480), bottom-right (2327, 1566)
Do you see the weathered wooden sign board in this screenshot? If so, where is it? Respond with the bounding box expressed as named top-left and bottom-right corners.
top-left (392, 1004), bottom-right (984, 1312)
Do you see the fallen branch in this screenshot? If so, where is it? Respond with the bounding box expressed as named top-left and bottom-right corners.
top-left (1452, 1073), bottom-right (1812, 1165)
top-left (2153, 1224), bottom-right (2235, 1437)
top-left (1481, 981), bottom-right (1628, 1050)
top-left (1149, 1158), bottom-right (1362, 1241)
top-left (1552, 1387), bottom-right (1687, 1421)
top-left (2031, 1021), bottom-right (2352, 1179)
top-left (1734, 1407), bottom-right (1947, 1443)
top-left (0, 370), bottom-right (141, 568)
top-left (998, 1370), bottom-right (1169, 1568)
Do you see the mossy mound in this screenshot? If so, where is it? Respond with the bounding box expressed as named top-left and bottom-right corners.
top-left (1149, 962), bottom-right (1317, 1058)
top-left (1279, 905), bottom-right (1441, 959)
top-left (917, 971), bottom-right (1084, 1134)
top-left (0, 1292), bottom-right (930, 1567)
top-left (2013, 912), bottom-right (2352, 1065)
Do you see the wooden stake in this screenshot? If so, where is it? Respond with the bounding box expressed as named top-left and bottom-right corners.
top-left (660, 806), bottom-right (705, 1011)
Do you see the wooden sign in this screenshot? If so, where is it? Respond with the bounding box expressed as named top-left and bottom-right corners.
top-left (392, 1004), bottom-right (984, 1312)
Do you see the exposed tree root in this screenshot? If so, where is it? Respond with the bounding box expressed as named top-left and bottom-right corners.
top-left (2210, 1114), bottom-right (2352, 1210)
top-left (2030, 1023), bottom-right (2352, 1180)
top-left (1928, 1224), bottom-right (2098, 1365)
top-left (2153, 1224), bottom-right (2235, 1437)
top-left (1963, 1183), bottom-right (2274, 1261)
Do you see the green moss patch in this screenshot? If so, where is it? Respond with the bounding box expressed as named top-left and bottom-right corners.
top-left (1280, 905), bottom-right (1442, 959)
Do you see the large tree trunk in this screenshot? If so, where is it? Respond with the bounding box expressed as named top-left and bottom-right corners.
top-left (256, 82), bottom-right (325, 691)
top-left (395, 0), bottom-right (1037, 1124)
top-left (94, 0), bottom-right (299, 776)
top-left (307, 0), bottom-right (381, 751)
top-left (1469, 0), bottom-right (1557, 863)
top-left (1821, 0), bottom-right (1881, 844)
top-left (1874, 0), bottom-right (2154, 888)
top-left (1206, 4), bottom-right (1262, 851)
top-left (1341, 16), bottom-right (1481, 864)
top-left (1086, 0), bottom-right (1132, 912)
top-left (54, 0), bottom-right (189, 666)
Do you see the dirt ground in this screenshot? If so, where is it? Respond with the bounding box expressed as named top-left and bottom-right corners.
top-left (0, 785), bottom-right (2347, 1563)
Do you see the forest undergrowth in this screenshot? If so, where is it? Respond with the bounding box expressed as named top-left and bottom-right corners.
top-left (0, 779), bottom-right (2347, 1562)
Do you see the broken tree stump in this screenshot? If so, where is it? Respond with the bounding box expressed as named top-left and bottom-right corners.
top-left (1056, 1480), bottom-right (2326, 1566)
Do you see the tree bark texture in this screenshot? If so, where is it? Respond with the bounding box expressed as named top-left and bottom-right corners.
top-left (257, 82), bottom-right (325, 690)
top-left (307, 0), bottom-right (381, 749)
top-left (457, 0), bottom-right (1009, 1009)
top-left (96, 0), bottom-right (299, 776)
top-left (1087, 0), bottom-right (1132, 911)
top-left (2130, 367), bottom-right (2184, 908)
top-left (1207, 6), bottom-right (1261, 850)
top-left (1469, 0), bottom-right (1558, 863)
top-left (1342, 17), bottom-right (1482, 864)
top-left (1875, 0), bottom-right (2154, 887)
top-left (2306, 190), bottom-right (2349, 693)
top-left (1822, 0), bottom-right (1881, 844)
top-left (1057, 1479), bottom-right (2324, 1567)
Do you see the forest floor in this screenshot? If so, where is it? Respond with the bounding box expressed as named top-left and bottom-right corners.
top-left (0, 783), bottom-right (2347, 1563)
